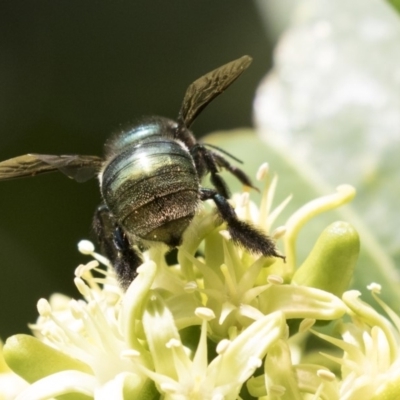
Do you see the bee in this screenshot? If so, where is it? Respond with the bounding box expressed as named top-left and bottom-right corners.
top-left (0, 56), bottom-right (283, 289)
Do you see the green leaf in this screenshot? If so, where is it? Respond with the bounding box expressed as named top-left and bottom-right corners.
top-left (387, 0), bottom-right (400, 13)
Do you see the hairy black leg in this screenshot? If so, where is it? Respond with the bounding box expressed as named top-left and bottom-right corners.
top-left (200, 189), bottom-right (284, 260)
top-left (93, 205), bottom-right (142, 290)
top-left (212, 152), bottom-right (258, 190)
top-left (93, 205), bottom-right (117, 262)
top-left (190, 145), bottom-right (230, 198)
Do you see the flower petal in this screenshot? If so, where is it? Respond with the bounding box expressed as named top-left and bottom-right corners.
top-left (208, 311), bottom-right (285, 389)
top-left (284, 185), bottom-right (356, 273)
top-left (259, 285), bottom-right (346, 320)
top-left (142, 292), bottom-right (190, 380)
top-left (120, 260), bottom-right (157, 368)
top-left (15, 370), bottom-right (95, 400)
top-left (263, 340), bottom-right (303, 400)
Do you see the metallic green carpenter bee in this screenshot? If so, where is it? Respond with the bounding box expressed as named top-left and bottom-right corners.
top-left (0, 56), bottom-right (283, 289)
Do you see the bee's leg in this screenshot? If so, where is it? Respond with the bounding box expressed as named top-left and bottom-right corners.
top-left (190, 145), bottom-right (258, 195)
top-left (190, 145), bottom-right (230, 198)
top-left (93, 204), bottom-right (142, 290)
top-left (212, 152), bottom-right (257, 191)
top-left (200, 189), bottom-right (284, 260)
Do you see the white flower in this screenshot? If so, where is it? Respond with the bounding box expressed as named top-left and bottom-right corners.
top-left (2, 164), bottom-right (356, 399)
top-left (313, 285), bottom-right (400, 400)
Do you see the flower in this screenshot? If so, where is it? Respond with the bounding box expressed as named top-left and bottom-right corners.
top-left (313, 284), bottom-right (400, 400)
top-left (2, 164), bottom-right (357, 399)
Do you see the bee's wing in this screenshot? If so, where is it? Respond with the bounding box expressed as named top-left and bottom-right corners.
top-left (0, 154), bottom-right (103, 183)
top-left (178, 55), bottom-right (252, 128)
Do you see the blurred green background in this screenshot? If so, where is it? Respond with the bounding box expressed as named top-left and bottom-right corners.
top-left (0, 0), bottom-right (274, 338)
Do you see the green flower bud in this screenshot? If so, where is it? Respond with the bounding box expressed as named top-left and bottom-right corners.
top-left (292, 221), bottom-right (360, 297)
top-left (0, 340), bottom-right (10, 373)
top-left (3, 334), bottom-right (91, 400)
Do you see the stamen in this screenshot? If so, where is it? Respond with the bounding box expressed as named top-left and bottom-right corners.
top-left (216, 339), bottom-right (231, 354)
top-left (367, 282), bottom-right (381, 293)
top-left (237, 192), bottom-right (250, 208)
top-left (195, 307), bottom-right (215, 321)
top-left (299, 318), bottom-right (316, 333)
top-left (269, 385), bottom-right (286, 396)
top-left (78, 240), bottom-right (112, 267)
top-left (69, 299), bottom-right (84, 320)
top-left (219, 230), bottom-right (231, 241)
top-left (37, 298), bottom-right (52, 317)
top-left (74, 277), bottom-right (92, 299)
top-left (317, 369), bottom-right (336, 381)
top-left (256, 162), bottom-right (269, 181)
top-left (120, 349), bottom-right (141, 359)
top-left (160, 382), bottom-right (178, 394)
top-left (267, 275), bottom-right (284, 285)
top-left (75, 261), bottom-right (99, 277)
top-left (184, 281), bottom-right (198, 292)
top-left (271, 225), bottom-right (286, 240)
top-left (248, 356), bottom-right (262, 369)
top-left (78, 240), bottom-right (95, 254)
top-left (166, 338), bottom-right (181, 349)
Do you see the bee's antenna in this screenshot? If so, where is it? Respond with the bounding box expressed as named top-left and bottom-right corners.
top-left (202, 143), bottom-right (243, 164)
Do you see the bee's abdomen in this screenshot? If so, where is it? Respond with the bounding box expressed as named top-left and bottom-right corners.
top-left (101, 137), bottom-right (199, 246)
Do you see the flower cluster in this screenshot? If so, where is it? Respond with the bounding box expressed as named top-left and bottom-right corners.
top-left (2, 164), bottom-right (399, 399)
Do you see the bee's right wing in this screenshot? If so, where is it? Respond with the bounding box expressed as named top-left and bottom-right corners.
top-left (178, 55), bottom-right (252, 128)
top-left (0, 154), bottom-right (103, 183)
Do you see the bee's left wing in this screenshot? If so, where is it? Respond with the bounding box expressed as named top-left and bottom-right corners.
top-left (0, 154), bottom-right (103, 183)
top-left (177, 55), bottom-right (252, 128)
